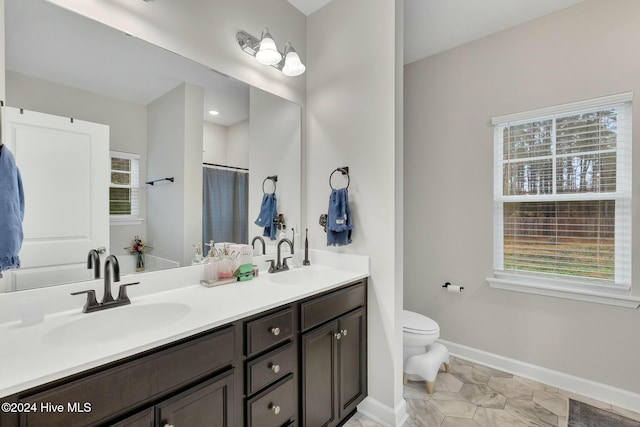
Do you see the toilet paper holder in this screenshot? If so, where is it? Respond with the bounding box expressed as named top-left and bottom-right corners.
top-left (443, 282), bottom-right (464, 291)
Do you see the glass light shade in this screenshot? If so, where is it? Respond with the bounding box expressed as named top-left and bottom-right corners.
top-left (255, 33), bottom-right (282, 66)
top-left (282, 49), bottom-right (306, 77)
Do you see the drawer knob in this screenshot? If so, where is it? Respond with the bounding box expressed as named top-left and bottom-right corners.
top-left (334, 332), bottom-right (342, 340)
top-left (341, 329), bottom-right (348, 337)
top-left (270, 327), bottom-right (281, 336)
top-left (269, 403), bottom-right (281, 414)
top-left (270, 363), bottom-right (281, 373)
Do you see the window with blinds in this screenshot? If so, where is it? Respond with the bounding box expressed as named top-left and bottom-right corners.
top-left (492, 93), bottom-right (632, 289)
top-left (109, 151), bottom-right (140, 221)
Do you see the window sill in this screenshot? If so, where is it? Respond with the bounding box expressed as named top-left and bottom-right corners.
top-left (486, 275), bottom-right (640, 309)
top-left (110, 217), bottom-right (144, 226)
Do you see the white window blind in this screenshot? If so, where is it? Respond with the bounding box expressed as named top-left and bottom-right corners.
top-left (109, 151), bottom-right (140, 221)
top-left (492, 93), bottom-right (632, 289)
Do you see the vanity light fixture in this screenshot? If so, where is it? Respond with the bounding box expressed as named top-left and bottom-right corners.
top-left (281, 42), bottom-right (306, 77)
top-left (237, 29), bottom-right (306, 77)
top-left (255, 28), bottom-right (281, 65)
top-left (208, 110), bottom-right (220, 116)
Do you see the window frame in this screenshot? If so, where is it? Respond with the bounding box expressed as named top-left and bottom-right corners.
top-left (109, 150), bottom-right (143, 225)
top-left (487, 92), bottom-right (638, 308)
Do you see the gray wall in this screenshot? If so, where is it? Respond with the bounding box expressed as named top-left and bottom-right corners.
top-left (147, 83), bottom-right (204, 266)
top-left (202, 120), bottom-right (249, 169)
top-left (404, 0), bottom-right (640, 393)
top-left (183, 83), bottom-right (205, 266)
top-left (307, 0), bottom-right (404, 417)
top-left (227, 120), bottom-right (250, 169)
top-left (202, 122), bottom-right (227, 165)
top-left (249, 87), bottom-right (301, 247)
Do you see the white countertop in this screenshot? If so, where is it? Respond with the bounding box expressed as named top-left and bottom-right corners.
top-left (0, 252), bottom-right (369, 398)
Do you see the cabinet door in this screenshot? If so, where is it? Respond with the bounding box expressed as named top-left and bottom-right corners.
top-left (111, 408), bottom-right (153, 427)
top-left (301, 320), bottom-right (338, 427)
top-left (156, 369), bottom-right (235, 427)
top-left (338, 308), bottom-right (367, 418)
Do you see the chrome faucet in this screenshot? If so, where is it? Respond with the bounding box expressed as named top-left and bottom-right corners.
top-left (251, 235), bottom-right (266, 255)
top-left (72, 255), bottom-right (139, 313)
top-left (266, 238), bottom-right (294, 273)
top-left (87, 249), bottom-right (101, 279)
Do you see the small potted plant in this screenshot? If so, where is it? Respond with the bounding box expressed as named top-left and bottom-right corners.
top-left (128, 236), bottom-right (148, 272)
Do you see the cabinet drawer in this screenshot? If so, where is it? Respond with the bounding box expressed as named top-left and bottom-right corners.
top-left (19, 326), bottom-right (234, 427)
top-left (247, 377), bottom-right (295, 427)
top-left (246, 308), bottom-right (293, 356)
top-left (246, 343), bottom-right (294, 395)
top-left (301, 282), bottom-right (365, 331)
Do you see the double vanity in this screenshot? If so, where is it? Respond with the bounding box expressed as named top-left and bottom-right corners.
top-left (0, 253), bottom-right (369, 426)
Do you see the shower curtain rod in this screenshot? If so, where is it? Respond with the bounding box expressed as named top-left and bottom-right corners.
top-left (203, 162), bottom-right (249, 172)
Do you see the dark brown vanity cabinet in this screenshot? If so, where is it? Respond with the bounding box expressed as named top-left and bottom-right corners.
top-left (242, 307), bottom-right (297, 427)
top-left (113, 370), bottom-right (235, 427)
top-left (0, 278), bottom-right (368, 427)
top-left (300, 281), bottom-right (367, 427)
top-left (155, 370), bottom-right (235, 426)
top-left (1, 325), bottom-right (236, 427)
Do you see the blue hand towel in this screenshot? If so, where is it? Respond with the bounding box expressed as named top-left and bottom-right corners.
top-left (255, 193), bottom-right (277, 241)
top-left (327, 188), bottom-right (352, 246)
top-left (0, 145), bottom-right (25, 277)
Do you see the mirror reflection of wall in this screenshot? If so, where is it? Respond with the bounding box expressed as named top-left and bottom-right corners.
top-left (1, 0), bottom-right (301, 293)
top-left (249, 87), bottom-right (302, 250)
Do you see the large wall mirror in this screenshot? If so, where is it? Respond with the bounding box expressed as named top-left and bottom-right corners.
top-left (0, 0), bottom-right (301, 293)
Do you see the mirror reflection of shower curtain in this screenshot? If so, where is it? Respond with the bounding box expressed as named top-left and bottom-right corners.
top-left (202, 167), bottom-right (248, 245)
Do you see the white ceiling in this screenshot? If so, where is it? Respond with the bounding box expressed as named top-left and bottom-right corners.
top-left (286, 0), bottom-right (333, 16)
top-left (287, 0), bottom-right (587, 65)
top-left (5, 0), bottom-right (250, 126)
top-left (404, 0), bottom-right (587, 64)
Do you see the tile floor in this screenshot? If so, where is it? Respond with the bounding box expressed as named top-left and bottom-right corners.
top-left (344, 356), bottom-right (640, 427)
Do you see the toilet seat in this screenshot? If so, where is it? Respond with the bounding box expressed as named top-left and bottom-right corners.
top-left (403, 310), bottom-right (439, 335)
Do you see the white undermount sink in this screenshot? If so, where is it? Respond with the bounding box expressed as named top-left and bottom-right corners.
top-left (268, 268), bottom-right (323, 285)
top-left (268, 267), bottom-right (344, 286)
top-left (42, 302), bottom-right (191, 347)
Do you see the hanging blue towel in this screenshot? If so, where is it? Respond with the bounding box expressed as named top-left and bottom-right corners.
top-left (327, 188), bottom-right (352, 246)
top-left (0, 145), bottom-right (25, 277)
top-left (255, 193), bottom-right (277, 241)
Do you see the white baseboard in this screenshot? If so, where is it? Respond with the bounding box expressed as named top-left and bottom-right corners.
top-left (439, 339), bottom-right (640, 413)
top-left (358, 396), bottom-right (409, 427)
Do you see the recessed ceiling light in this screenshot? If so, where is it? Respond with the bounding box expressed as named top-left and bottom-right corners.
top-left (208, 110), bottom-right (220, 116)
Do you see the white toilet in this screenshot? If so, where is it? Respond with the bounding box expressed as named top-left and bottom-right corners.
top-left (403, 310), bottom-right (450, 394)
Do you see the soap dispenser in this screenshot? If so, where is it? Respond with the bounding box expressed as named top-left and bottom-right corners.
top-left (191, 242), bottom-right (203, 265)
top-left (203, 240), bottom-right (218, 283)
top-left (217, 243), bottom-right (233, 279)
